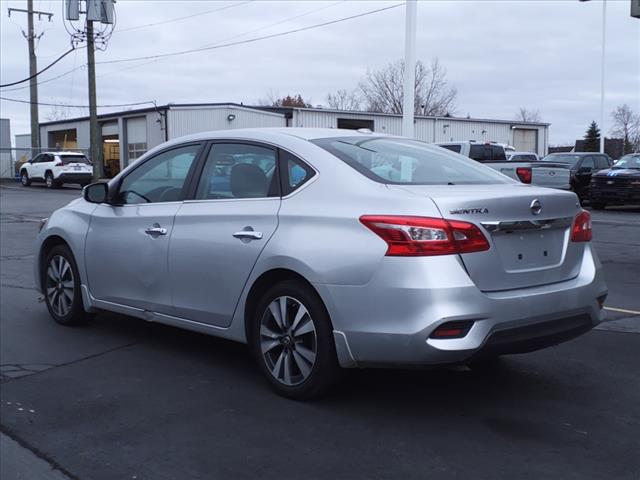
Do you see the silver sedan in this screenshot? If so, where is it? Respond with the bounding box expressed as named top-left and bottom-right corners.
top-left (34, 129), bottom-right (608, 399)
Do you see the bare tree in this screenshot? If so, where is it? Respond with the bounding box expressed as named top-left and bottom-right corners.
top-left (610, 104), bottom-right (640, 154)
top-left (46, 102), bottom-right (72, 122)
top-left (358, 58), bottom-right (457, 116)
top-left (515, 107), bottom-right (542, 123)
top-left (326, 89), bottom-right (361, 111)
top-left (258, 91), bottom-right (312, 108)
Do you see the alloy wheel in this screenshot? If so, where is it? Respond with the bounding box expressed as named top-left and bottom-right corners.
top-left (45, 255), bottom-right (75, 317)
top-left (260, 296), bottom-right (317, 386)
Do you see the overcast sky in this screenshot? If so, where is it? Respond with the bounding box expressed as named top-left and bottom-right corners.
top-left (1, 0), bottom-right (638, 145)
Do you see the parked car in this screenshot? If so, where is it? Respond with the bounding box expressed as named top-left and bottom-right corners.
top-left (437, 141), bottom-right (570, 190)
top-left (21, 151), bottom-right (93, 188)
top-left (588, 153), bottom-right (640, 209)
top-left (540, 152), bottom-right (613, 202)
top-left (507, 151), bottom-right (539, 162)
top-left (35, 129), bottom-right (607, 399)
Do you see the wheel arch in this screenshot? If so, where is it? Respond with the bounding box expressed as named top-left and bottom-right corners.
top-left (243, 268), bottom-right (334, 342)
top-left (38, 235), bottom-right (71, 290)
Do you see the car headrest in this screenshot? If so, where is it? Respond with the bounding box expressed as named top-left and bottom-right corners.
top-left (230, 163), bottom-right (268, 198)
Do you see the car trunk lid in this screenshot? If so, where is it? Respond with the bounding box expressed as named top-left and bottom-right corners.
top-left (391, 184), bottom-right (583, 292)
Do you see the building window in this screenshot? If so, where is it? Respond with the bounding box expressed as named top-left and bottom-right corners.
top-left (128, 142), bottom-right (147, 160)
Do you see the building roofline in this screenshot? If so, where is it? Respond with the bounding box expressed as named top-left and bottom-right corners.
top-left (37, 102), bottom-right (551, 128)
top-left (251, 105), bottom-right (550, 126)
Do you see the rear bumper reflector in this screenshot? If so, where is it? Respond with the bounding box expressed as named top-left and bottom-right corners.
top-left (430, 320), bottom-right (474, 339)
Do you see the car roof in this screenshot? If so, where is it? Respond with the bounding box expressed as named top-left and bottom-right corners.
top-left (170, 128), bottom-right (390, 143)
top-left (40, 151), bottom-right (86, 155)
top-left (548, 152), bottom-right (603, 156)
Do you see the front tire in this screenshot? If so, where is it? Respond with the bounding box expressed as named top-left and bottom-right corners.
top-left (250, 280), bottom-right (340, 399)
top-left (42, 245), bottom-right (89, 326)
top-left (21, 170), bottom-right (31, 186)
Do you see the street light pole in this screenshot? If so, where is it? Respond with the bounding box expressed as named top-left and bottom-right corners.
top-left (599, 0), bottom-right (607, 154)
top-left (402, 0), bottom-right (417, 138)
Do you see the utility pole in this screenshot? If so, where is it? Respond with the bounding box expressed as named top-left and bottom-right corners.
top-left (7, 2), bottom-right (53, 151)
top-left (402, 0), bottom-right (417, 138)
top-left (86, 20), bottom-right (101, 180)
top-left (599, 0), bottom-right (607, 154)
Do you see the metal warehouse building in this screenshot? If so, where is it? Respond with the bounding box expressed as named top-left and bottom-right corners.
top-left (35, 103), bottom-right (549, 177)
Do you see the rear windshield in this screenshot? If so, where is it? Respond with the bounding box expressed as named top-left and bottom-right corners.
top-left (311, 137), bottom-right (513, 185)
top-left (509, 154), bottom-right (538, 162)
top-left (542, 154), bottom-right (581, 167)
top-left (439, 144), bottom-right (461, 154)
top-left (469, 144), bottom-right (507, 162)
top-left (59, 155), bottom-right (90, 164)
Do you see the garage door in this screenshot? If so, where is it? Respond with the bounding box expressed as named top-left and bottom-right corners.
top-left (513, 128), bottom-right (538, 153)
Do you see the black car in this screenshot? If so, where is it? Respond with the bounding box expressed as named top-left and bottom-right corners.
top-left (541, 152), bottom-right (612, 201)
top-left (589, 154), bottom-right (640, 209)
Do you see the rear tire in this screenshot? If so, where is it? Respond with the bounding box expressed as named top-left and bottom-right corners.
top-left (45, 171), bottom-right (58, 189)
top-left (42, 245), bottom-right (89, 326)
top-left (20, 170), bottom-right (31, 186)
top-left (591, 202), bottom-right (606, 210)
top-left (250, 280), bottom-right (340, 400)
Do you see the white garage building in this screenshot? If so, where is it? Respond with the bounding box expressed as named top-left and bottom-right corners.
top-left (35, 103), bottom-right (548, 177)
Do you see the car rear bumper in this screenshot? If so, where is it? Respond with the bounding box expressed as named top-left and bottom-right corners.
top-left (317, 244), bottom-right (607, 368)
top-left (55, 172), bottom-right (93, 183)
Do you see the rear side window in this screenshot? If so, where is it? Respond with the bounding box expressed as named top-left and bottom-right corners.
top-left (439, 144), bottom-right (461, 154)
top-left (311, 137), bottom-right (512, 185)
top-left (581, 157), bottom-right (594, 169)
top-left (280, 150), bottom-right (314, 196)
top-left (195, 143), bottom-right (278, 200)
top-left (59, 155), bottom-right (90, 164)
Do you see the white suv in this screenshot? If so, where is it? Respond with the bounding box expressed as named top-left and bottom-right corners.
top-left (21, 152), bottom-right (93, 188)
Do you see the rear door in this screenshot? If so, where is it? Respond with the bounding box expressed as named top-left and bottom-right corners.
top-left (168, 142), bottom-right (284, 327)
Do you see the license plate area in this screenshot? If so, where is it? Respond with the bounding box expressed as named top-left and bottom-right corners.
top-left (492, 229), bottom-right (567, 271)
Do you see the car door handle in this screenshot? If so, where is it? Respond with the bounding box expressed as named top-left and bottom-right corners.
top-left (233, 231), bottom-right (263, 240)
top-left (145, 226), bottom-right (167, 236)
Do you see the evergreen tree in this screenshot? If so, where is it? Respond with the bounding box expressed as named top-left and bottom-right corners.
top-left (583, 121), bottom-right (601, 152)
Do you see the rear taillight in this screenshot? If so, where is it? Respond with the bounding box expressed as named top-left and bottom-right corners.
top-left (571, 210), bottom-right (592, 242)
top-left (359, 215), bottom-right (490, 256)
top-left (516, 167), bottom-right (532, 184)
top-left (54, 161), bottom-right (63, 167)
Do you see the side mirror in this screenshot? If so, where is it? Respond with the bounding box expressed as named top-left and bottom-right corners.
top-left (83, 182), bottom-right (108, 204)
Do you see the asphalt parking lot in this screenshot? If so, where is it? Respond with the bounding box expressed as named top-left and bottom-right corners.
top-left (1, 182), bottom-right (639, 480)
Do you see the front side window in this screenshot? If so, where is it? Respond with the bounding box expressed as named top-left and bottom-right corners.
top-left (195, 143), bottom-right (278, 199)
top-left (118, 144), bottom-right (200, 204)
top-left (312, 137), bottom-right (512, 185)
top-left (594, 156), bottom-right (610, 169)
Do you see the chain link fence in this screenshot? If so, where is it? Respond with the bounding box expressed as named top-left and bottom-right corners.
top-left (0, 147), bottom-right (91, 180)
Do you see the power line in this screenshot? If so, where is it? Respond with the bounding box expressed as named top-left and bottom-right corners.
top-left (97, 3), bottom-right (404, 65)
top-left (0, 47), bottom-right (76, 87)
top-left (116, 0), bottom-right (255, 33)
top-left (0, 95), bottom-right (155, 109)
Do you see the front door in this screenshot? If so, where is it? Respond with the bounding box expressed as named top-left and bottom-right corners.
top-left (84, 143), bottom-right (202, 313)
top-left (169, 142), bottom-right (281, 327)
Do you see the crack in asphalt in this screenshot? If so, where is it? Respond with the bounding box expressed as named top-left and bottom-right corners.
top-left (0, 341), bottom-right (141, 384)
top-left (1, 254), bottom-right (35, 261)
top-left (0, 283), bottom-right (38, 292)
top-left (0, 428), bottom-right (79, 480)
